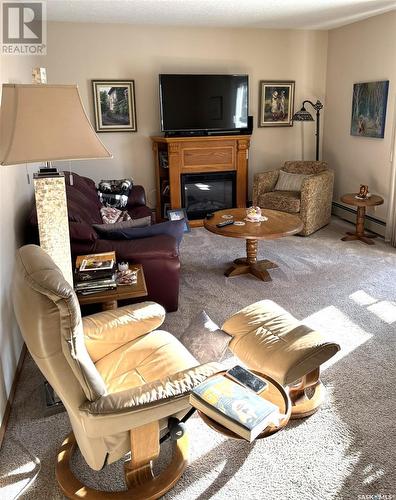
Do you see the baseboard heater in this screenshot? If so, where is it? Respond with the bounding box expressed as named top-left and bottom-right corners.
top-left (332, 201), bottom-right (386, 237)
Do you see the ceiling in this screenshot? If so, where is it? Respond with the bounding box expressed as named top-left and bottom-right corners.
top-left (47, 0), bottom-right (396, 30)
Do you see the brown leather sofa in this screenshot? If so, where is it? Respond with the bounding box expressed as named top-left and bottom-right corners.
top-left (13, 245), bottom-right (222, 498)
top-left (28, 171), bottom-right (180, 312)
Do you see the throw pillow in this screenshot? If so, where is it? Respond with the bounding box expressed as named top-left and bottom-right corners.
top-left (179, 311), bottom-right (231, 364)
top-left (99, 219), bottom-right (185, 248)
top-left (98, 192), bottom-right (129, 209)
top-left (100, 206), bottom-right (131, 224)
top-left (97, 178), bottom-right (134, 209)
top-left (93, 216), bottom-right (151, 236)
top-left (99, 178), bottom-right (133, 194)
top-left (274, 170), bottom-right (311, 192)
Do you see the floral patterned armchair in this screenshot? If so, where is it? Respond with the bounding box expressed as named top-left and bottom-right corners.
top-left (252, 161), bottom-right (334, 236)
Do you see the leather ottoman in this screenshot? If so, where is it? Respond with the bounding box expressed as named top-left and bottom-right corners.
top-left (222, 300), bottom-right (340, 418)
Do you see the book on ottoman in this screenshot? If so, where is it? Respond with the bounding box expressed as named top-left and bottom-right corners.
top-left (190, 374), bottom-right (280, 442)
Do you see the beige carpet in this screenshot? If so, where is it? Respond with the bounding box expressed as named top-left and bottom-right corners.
top-left (1, 217), bottom-right (396, 499)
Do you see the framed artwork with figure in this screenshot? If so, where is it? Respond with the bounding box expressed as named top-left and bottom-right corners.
top-left (350, 80), bottom-right (389, 138)
top-left (258, 80), bottom-right (295, 127)
top-left (92, 80), bottom-right (137, 132)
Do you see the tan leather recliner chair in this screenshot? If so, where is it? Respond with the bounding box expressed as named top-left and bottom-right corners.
top-left (12, 245), bottom-right (222, 499)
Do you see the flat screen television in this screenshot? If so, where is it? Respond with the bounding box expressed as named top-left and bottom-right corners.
top-left (159, 74), bottom-right (248, 135)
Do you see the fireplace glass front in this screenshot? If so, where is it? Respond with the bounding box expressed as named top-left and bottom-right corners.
top-left (181, 171), bottom-right (236, 220)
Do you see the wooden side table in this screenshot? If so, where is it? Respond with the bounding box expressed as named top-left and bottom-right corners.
top-left (340, 193), bottom-right (383, 245)
top-left (196, 371), bottom-right (291, 441)
top-left (77, 264), bottom-right (147, 310)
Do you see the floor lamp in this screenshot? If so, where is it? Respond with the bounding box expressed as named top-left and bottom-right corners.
top-left (0, 84), bottom-right (111, 284)
top-left (292, 99), bottom-right (323, 161)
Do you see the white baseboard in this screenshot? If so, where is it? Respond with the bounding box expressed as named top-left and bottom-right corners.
top-left (332, 202), bottom-right (386, 237)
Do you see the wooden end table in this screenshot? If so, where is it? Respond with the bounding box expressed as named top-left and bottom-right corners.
top-left (77, 264), bottom-right (147, 311)
top-left (204, 208), bottom-right (303, 282)
top-left (196, 371), bottom-right (291, 440)
top-left (340, 193), bottom-right (383, 245)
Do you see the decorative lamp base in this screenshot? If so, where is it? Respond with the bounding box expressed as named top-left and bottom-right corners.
top-left (33, 172), bottom-right (73, 285)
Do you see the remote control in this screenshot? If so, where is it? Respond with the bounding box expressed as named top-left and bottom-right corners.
top-left (226, 365), bottom-right (268, 393)
top-left (216, 220), bottom-right (234, 228)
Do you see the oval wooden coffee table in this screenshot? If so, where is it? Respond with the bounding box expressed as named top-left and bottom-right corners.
top-left (204, 208), bottom-right (303, 281)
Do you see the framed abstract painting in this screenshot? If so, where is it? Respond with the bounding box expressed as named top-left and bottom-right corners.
top-left (258, 80), bottom-right (295, 127)
top-left (350, 80), bottom-right (389, 138)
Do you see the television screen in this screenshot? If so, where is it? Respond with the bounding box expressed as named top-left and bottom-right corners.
top-left (159, 74), bottom-right (248, 133)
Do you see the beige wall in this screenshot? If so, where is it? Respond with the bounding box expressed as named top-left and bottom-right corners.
top-left (3, 23), bottom-right (328, 204)
top-left (0, 167), bottom-right (32, 424)
top-left (0, 57), bottom-right (37, 428)
top-left (323, 12), bottom-right (396, 221)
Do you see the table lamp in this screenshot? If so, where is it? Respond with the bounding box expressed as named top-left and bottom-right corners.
top-left (292, 99), bottom-right (323, 161)
top-left (0, 84), bottom-right (112, 284)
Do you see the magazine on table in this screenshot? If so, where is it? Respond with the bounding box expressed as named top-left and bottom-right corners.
top-left (79, 252), bottom-right (115, 272)
top-left (74, 252), bottom-right (117, 292)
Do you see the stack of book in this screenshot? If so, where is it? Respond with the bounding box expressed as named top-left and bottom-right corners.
top-left (74, 252), bottom-right (117, 295)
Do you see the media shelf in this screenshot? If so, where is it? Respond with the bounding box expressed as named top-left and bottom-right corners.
top-left (151, 135), bottom-right (251, 227)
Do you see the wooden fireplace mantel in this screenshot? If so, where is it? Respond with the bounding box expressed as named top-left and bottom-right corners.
top-left (151, 135), bottom-right (251, 227)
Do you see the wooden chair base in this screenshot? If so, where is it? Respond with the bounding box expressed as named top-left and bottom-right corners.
top-left (289, 380), bottom-right (325, 419)
top-left (56, 431), bottom-right (189, 500)
top-left (287, 368), bottom-right (326, 419)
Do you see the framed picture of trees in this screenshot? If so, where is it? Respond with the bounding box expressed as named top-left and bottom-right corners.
top-left (92, 80), bottom-right (137, 132)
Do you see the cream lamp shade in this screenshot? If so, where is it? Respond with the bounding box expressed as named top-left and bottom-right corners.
top-left (0, 84), bottom-right (111, 164)
top-left (0, 84), bottom-right (112, 284)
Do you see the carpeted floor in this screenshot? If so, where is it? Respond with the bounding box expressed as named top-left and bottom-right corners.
top-left (1, 217), bottom-right (396, 499)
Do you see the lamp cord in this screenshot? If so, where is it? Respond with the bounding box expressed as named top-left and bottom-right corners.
top-left (25, 163), bottom-right (30, 184)
top-left (69, 161), bottom-right (73, 185)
